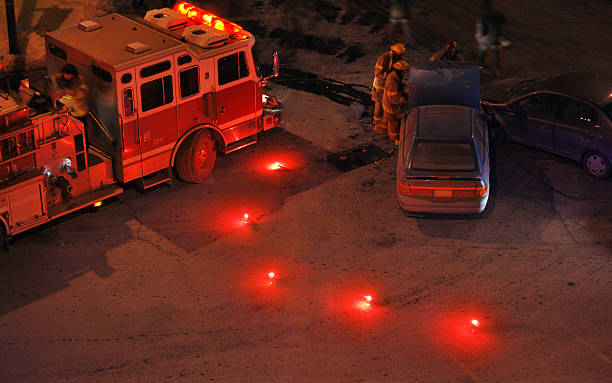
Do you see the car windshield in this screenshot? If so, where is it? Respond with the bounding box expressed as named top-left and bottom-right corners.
top-left (410, 141), bottom-right (477, 171)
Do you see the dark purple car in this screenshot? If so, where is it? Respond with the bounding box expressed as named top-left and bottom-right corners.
top-left (482, 73), bottom-right (612, 178)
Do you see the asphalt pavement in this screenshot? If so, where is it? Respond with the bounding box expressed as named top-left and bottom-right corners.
top-left (1, 1), bottom-right (611, 382)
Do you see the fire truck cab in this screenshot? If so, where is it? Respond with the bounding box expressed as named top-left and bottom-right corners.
top-left (45, 1), bottom-right (281, 186)
top-left (0, 2), bottom-right (281, 246)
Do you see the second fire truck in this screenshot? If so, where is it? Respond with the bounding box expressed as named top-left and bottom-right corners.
top-left (0, 1), bottom-right (282, 245)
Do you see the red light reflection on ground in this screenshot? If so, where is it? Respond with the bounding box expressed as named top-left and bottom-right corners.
top-left (434, 310), bottom-right (498, 357)
top-left (217, 206), bottom-right (263, 232)
top-left (238, 265), bottom-right (287, 303)
top-left (322, 284), bottom-right (387, 333)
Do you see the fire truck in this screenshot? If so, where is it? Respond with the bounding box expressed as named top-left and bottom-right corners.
top-left (0, 1), bottom-right (282, 246)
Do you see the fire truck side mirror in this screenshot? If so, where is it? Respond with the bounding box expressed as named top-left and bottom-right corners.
top-left (273, 50), bottom-right (279, 78)
top-left (261, 51), bottom-right (279, 86)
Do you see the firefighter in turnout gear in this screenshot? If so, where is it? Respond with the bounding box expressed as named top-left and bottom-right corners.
top-left (382, 60), bottom-right (409, 145)
top-left (372, 43), bottom-right (405, 129)
top-left (51, 64), bottom-right (89, 119)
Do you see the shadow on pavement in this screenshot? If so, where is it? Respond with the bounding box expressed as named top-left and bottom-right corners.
top-left (0, 200), bottom-right (126, 315)
top-left (0, 128), bottom-right (340, 315)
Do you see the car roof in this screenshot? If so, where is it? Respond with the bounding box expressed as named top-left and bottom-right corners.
top-left (415, 105), bottom-right (474, 140)
top-left (532, 72), bottom-right (612, 107)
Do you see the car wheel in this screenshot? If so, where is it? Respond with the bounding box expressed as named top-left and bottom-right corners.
top-left (582, 151), bottom-right (610, 179)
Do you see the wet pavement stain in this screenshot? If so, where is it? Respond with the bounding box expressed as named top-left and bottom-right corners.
top-left (325, 144), bottom-right (393, 172)
top-left (268, 67), bottom-right (372, 107)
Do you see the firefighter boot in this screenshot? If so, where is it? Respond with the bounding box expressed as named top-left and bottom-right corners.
top-left (387, 113), bottom-right (401, 143)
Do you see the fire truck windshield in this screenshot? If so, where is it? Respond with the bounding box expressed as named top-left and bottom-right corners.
top-left (251, 46), bottom-right (262, 78)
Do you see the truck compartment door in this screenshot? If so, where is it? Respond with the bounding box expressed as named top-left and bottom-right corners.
top-left (7, 174), bottom-right (47, 232)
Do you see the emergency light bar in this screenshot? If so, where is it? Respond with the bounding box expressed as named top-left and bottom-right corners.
top-left (173, 1), bottom-right (243, 35)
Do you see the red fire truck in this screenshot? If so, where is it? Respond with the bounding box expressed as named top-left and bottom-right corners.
top-left (0, 1), bottom-right (282, 246)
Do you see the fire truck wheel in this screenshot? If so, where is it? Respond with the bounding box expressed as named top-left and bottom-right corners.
top-left (175, 130), bottom-right (217, 183)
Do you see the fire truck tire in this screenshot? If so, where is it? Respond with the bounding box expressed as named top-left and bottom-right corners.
top-left (175, 129), bottom-right (217, 183)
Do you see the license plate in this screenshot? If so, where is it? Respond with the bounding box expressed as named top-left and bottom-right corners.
top-left (434, 190), bottom-right (452, 198)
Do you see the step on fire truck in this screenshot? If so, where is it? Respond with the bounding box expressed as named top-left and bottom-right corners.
top-left (0, 1), bottom-right (282, 246)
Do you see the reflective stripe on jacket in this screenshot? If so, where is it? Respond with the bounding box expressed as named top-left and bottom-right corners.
top-left (372, 51), bottom-right (395, 101)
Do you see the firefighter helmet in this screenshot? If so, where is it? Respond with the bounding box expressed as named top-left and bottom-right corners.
top-left (390, 43), bottom-right (406, 55)
top-left (392, 60), bottom-right (410, 71)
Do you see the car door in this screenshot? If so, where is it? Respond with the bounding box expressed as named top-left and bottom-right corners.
top-left (552, 96), bottom-right (597, 161)
top-left (510, 93), bottom-right (557, 150)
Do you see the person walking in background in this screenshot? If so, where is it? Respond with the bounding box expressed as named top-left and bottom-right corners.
top-left (382, 60), bottom-right (410, 145)
top-left (372, 43), bottom-right (406, 132)
top-left (388, 0), bottom-right (414, 46)
top-left (430, 40), bottom-right (465, 62)
top-left (475, 0), bottom-right (505, 74)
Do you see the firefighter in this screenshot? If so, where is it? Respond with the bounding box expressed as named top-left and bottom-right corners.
top-left (382, 60), bottom-right (409, 145)
top-left (430, 40), bottom-right (465, 62)
top-left (372, 43), bottom-right (405, 132)
top-left (51, 64), bottom-right (89, 120)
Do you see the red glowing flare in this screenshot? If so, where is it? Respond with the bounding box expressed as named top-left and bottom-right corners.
top-left (268, 272), bottom-right (275, 279)
top-left (471, 319), bottom-right (480, 327)
top-left (268, 162), bottom-right (286, 170)
top-left (364, 295), bottom-right (372, 302)
top-left (241, 213), bottom-right (251, 225)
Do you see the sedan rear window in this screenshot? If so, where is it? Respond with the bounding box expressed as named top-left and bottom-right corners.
top-left (411, 141), bottom-right (477, 171)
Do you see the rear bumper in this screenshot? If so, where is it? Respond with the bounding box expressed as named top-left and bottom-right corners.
top-left (397, 193), bottom-right (489, 214)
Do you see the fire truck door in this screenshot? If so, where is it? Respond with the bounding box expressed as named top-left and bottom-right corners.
top-left (134, 59), bottom-right (178, 177)
top-left (214, 50), bottom-right (257, 134)
top-left (117, 69), bottom-right (141, 183)
top-left (174, 53), bottom-right (215, 136)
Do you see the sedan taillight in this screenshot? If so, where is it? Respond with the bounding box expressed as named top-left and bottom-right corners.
top-left (397, 179), bottom-right (488, 199)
